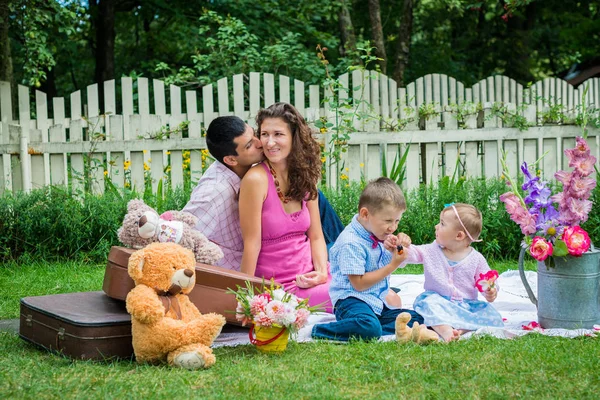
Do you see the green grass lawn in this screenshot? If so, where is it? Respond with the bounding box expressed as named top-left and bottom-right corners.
top-left (1, 259), bottom-right (598, 399)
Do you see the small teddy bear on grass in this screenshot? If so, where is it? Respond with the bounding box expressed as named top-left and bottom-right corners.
top-left (118, 199), bottom-right (223, 266)
top-left (395, 312), bottom-right (440, 344)
top-left (126, 242), bottom-right (226, 369)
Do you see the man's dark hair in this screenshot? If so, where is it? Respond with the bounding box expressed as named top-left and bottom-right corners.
top-left (206, 116), bottom-right (247, 163)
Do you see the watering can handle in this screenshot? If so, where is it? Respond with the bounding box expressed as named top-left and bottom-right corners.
top-left (518, 246), bottom-right (537, 306)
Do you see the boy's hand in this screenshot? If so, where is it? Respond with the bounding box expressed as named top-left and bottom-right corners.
top-left (384, 233), bottom-right (412, 251)
top-left (484, 287), bottom-right (497, 302)
top-left (383, 235), bottom-right (398, 252)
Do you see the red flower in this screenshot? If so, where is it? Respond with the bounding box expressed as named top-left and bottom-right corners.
top-left (522, 321), bottom-right (543, 331)
top-left (530, 236), bottom-right (553, 261)
top-left (475, 270), bottom-right (499, 292)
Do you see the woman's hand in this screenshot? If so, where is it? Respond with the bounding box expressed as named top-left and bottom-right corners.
top-left (296, 271), bottom-right (328, 288)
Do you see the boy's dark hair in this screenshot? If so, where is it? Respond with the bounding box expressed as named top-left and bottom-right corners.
top-left (205, 116), bottom-right (247, 163)
top-left (358, 177), bottom-right (406, 214)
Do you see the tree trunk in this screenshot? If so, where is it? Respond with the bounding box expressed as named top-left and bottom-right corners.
top-left (505, 1), bottom-right (536, 83)
top-left (39, 67), bottom-right (57, 101)
top-left (95, 0), bottom-right (116, 113)
top-left (368, 0), bottom-right (387, 74)
top-left (392, 0), bottom-right (413, 86)
top-left (338, 0), bottom-right (357, 60)
top-left (0, 0), bottom-right (15, 119)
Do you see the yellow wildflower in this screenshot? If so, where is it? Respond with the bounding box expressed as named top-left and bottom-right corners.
top-left (103, 170), bottom-right (108, 176)
top-left (147, 158), bottom-right (152, 163)
top-left (166, 151), bottom-right (171, 155)
top-left (124, 182), bottom-right (130, 188)
top-left (360, 163), bottom-right (364, 168)
top-left (321, 157), bottom-right (326, 163)
top-left (143, 162), bottom-right (149, 171)
top-left (143, 149), bottom-right (147, 154)
top-left (201, 149), bottom-right (209, 156)
top-left (124, 160), bottom-right (131, 170)
top-left (320, 127), bottom-right (327, 133)
top-left (340, 174), bottom-right (348, 181)
top-left (345, 167), bottom-right (349, 172)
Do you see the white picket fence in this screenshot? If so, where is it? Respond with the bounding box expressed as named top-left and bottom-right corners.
top-left (0, 71), bottom-right (599, 195)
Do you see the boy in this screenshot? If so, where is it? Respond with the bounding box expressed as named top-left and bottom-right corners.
top-left (311, 177), bottom-right (424, 341)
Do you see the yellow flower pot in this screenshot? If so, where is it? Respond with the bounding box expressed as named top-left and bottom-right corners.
top-left (250, 325), bottom-right (290, 354)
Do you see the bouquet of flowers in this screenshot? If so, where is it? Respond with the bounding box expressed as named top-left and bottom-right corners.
top-left (228, 280), bottom-right (321, 334)
top-left (499, 136), bottom-right (596, 266)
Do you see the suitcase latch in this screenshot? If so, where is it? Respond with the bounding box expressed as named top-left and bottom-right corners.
top-left (58, 327), bottom-right (65, 340)
top-left (25, 314), bottom-right (32, 327)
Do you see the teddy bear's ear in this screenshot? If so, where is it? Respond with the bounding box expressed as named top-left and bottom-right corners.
top-left (127, 199), bottom-right (146, 211)
top-left (127, 248), bottom-right (145, 282)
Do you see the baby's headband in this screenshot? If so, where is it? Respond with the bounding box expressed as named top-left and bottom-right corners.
top-left (444, 203), bottom-right (482, 243)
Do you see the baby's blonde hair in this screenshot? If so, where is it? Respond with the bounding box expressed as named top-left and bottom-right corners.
top-left (443, 203), bottom-right (483, 242)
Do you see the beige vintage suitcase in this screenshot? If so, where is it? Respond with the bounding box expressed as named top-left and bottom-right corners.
top-left (103, 246), bottom-right (266, 325)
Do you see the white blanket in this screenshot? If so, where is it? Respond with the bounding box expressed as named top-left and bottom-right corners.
top-left (213, 270), bottom-right (598, 347)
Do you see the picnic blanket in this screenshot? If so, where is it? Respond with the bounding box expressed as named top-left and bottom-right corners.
top-left (213, 270), bottom-right (598, 347)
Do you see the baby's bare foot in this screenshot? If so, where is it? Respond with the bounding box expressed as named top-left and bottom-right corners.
top-left (432, 325), bottom-right (460, 343)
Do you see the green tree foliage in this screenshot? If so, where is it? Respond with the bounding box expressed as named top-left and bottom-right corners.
top-left (5, 0), bottom-right (600, 96)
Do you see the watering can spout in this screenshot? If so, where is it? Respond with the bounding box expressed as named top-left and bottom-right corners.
top-left (518, 246), bottom-right (538, 307)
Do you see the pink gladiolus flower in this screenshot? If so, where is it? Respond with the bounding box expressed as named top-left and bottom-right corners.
top-left (530, 236), bottom-right (553, 261)
top-left (562, 226), bottom-right (591, 256)
top-left (570, 157), bottom-right (596, 176)
top-left (564, 136), bottom-right (591, 160)
top-left (554, 170), bottom-right (571, 186)
top-left (565, 198), bottom-right (593, 224)
top-left (475, 270), bottom-right (499, 292)
top-left (499, 192), bottom-right (537, 235)
top-left (499, 192), bottom-right (521, 214)
top-left (568, 176), bottom-right (596, 198)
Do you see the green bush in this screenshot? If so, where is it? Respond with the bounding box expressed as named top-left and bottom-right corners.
top-left (2, 177), bottom-right (600, 263)
top-left (0, 185), bottom-right (193, 263)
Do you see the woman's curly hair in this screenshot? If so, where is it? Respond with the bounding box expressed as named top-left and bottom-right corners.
top-left (256, 102), bottom-right (321, 202)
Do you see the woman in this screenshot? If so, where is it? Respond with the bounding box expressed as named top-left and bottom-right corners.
top-left (239, 102), bottom-right (332, 312)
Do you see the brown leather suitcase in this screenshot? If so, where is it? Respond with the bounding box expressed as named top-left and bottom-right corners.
top-left (103, 246), bottom-right (266, 325)
top-left (19, 291), bottom-right (134, 360)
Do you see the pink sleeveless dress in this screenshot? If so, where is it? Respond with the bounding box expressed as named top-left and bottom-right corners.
top-left (254, 163), bottom-right (332, 313)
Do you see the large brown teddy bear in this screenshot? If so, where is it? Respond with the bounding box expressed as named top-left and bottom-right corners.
top-left (125, 242), bottom-right (226, 369)
top-left (118, 199), bottom-right (223, 265)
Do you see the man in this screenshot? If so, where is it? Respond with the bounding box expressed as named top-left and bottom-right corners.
top-left (183, 116), bottom-right (344, 271)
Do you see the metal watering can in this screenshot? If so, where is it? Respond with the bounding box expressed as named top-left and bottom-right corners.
top-left (518, 246), bottom-right (600, 329)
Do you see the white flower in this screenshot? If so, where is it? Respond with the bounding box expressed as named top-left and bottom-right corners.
top-left (272, 288), bottom-right (286, 302)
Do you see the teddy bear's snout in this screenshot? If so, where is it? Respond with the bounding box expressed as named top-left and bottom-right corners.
top-left (138, 215), bottom-right (147, 227)
top-left (184, 269), bottom-right (193, 277)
